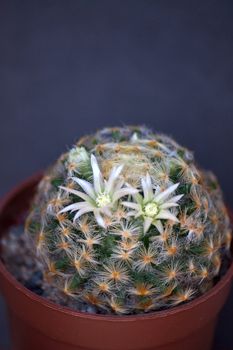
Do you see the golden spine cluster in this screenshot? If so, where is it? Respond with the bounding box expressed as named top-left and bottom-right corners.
top-left (25, 126), bottom-right (232, 314)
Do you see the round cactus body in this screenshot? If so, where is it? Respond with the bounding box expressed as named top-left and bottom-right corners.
top-left (26, 126), bottom-right (232, 314)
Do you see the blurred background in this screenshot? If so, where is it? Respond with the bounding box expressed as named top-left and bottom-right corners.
top-left (0, 0), bottom-right (233, 348)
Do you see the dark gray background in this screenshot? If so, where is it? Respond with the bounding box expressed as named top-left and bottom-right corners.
top-left (0, 0), bottom-right (233, 349)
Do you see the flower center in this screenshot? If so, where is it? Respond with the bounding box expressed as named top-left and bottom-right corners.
top-left (96, 193), bottom-right (111, 208)
top-left (144, 202), bottom-right (159, 218)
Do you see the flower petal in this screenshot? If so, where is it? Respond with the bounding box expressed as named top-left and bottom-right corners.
top-left (94, 211), bottom-right (106, 228)
top-left (154, 220), bottom-right (164, 233)
top-left (59, 202), bottom-right (88, 213)
top-left (121, 201), bottom-right (141, 211)
top-left (154, 183), bottom-right (180, 203)
top-left (144, 217), bottom-right (153, 233)
top-left (133, 192), bottom-right (144, 204)
top-left (113, 187), bottom-right (138, 202)
top-left (168, 194), bottom-right (184, 203)
top-left (141, 173), bottom-right (153, 202)
top-left (59, 186), bottom-right (91, 202)
top-left (101, 207), bottom-right (112, 217)
top-left (71, 177), bottom-right (96, 199)
top-left (115, 179), bottom-right (125, 191)
top-left (126, 210), bottom-right (138, 217)
top-left (160, 202), bottom-right (179, 209)
top-left (73, 207), bottom-right (94, 221)
top-left (156, 209), bottom-right (179, 222)
top-left (106, 165), bottom-right (124, 193)
top-left (91, 155), bottom-right (104, 193)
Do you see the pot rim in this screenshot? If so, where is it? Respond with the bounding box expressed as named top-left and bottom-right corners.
top-left (0, 173), bottom-right (233, 322)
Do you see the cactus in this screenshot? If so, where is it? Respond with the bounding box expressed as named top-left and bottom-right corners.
top-left (25, 126), bottom-right (232, 314)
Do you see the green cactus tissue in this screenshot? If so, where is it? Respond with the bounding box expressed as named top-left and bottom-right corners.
top-left (25, 126), bottom-right (232, 314)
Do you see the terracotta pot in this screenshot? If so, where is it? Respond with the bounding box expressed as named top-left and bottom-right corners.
top-left (0, 174), bottom-right (232, 350)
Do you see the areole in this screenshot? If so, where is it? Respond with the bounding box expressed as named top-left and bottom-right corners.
top-left (0, 174), bottom-right (232, 350)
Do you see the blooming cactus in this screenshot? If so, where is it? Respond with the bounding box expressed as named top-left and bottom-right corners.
top-left (26, 126), bottom-right (232, 314)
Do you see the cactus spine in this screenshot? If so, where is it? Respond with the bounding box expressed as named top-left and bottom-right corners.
top-left (26, 126), bottom-right (232, 314)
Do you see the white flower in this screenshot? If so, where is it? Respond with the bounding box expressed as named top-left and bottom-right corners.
top-left (122, 173), bottom-right (183, 234)
top-left (59, 155), bottom-right (138, 228)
